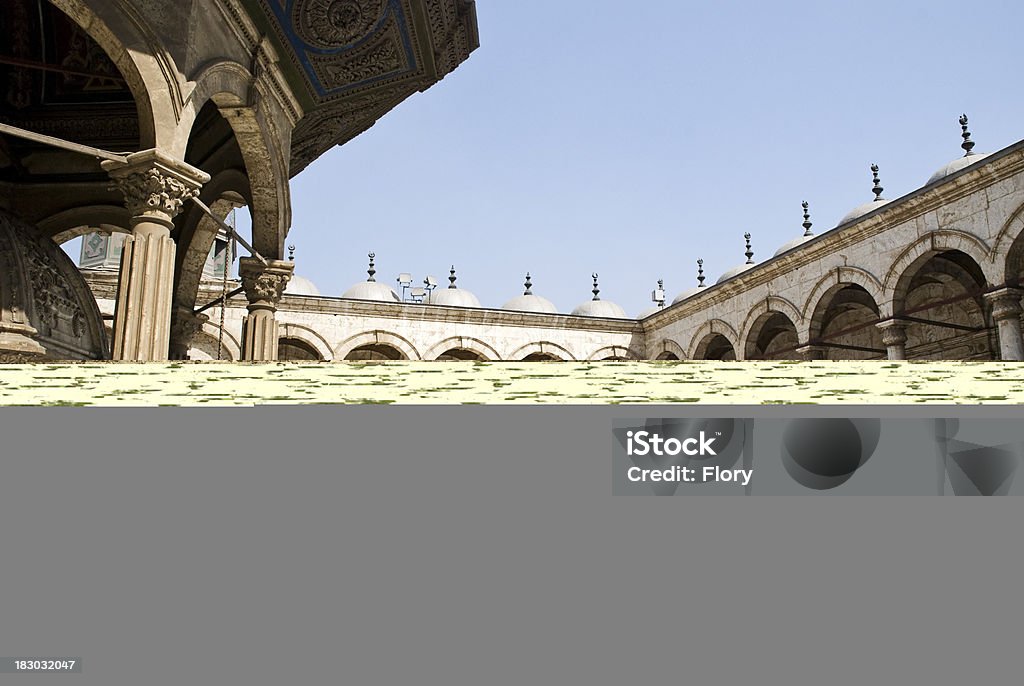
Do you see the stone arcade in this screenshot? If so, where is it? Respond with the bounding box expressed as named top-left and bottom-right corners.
top-left (1, 2), bottom-right (1024, 364)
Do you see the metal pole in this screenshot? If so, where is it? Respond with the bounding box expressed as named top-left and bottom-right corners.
top-left (0, 121), bottom-right (128, 164)
top-left (190, 197), bottom-right (267, 265)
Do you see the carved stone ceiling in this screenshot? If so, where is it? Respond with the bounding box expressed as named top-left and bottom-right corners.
top-left (245, 0), bottom-right (479, 175)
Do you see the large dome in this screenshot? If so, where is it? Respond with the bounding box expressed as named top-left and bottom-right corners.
top-left (502, 294), bottom-right (557, 314)
top-left (672, 287), bottom-right (702, 304)
top-left (0, 209), bottom-right (107, 361)
top-left (501, 273), bottom-right (557, 313)
top-left (431, 287), bottom-right (481, 307)
top-left (841, 165), bottom-right (891, 225)
top-left (773, 234), bottom-right (815, 256)
top-left (341, 281), bottom-right (400, 302)
top-left (716, 262), bottom-right (756, 284)
top-left (429, 267), bottom-right (481, 308)
top-left (341, 252), bottom-right (400, 302)
top-left (927, 115), bottom-right (990, 185)
top-left (285, 274), bottom-right (321, 296)
top-left (572, 300), bottom-right (627, 318)
top-left (927, 153), bottom-right (991, 185)
top-left (571, 274), bottom-right (627, 318)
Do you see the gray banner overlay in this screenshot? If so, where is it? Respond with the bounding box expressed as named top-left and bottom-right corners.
top-left (614, 418), bottom-right (1024, 495)
top-left (1, 407), bottom-right (1023, 685)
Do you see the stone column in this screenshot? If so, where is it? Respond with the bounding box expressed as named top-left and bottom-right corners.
top-left (984, 288), bottom-right (1024, 361)
top-left (796, 345), bottom-right (828, 361)
top-left (102, 150), bottom-right (209, 361)
top-left (239, 257), bottom-right (293, 361)
top-left (169, 307), bottom-right (210, 360)
top-left (876, 320), bottom-right (908, 360)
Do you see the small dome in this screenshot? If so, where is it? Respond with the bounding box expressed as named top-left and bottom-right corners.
top-left (285, 274), bottom-right (321, 296)
top-left (430, 287), bottom-right (481, 308)
top-left (342, 280), bottom-right (400, 302)
top-left (926, 152), bottom-right (991, 185)
top-left (839, 198), bottom-right (892, 225)
top-left (716, 262), bottom-right (756, 284)
top-left (502, 294), bottom-right (557, 314)
top-left (572, 299), bottom-right (628, 318)
top-left (773, 234), bottom-right (814, 257)
top-left (672, 287), bottom-right (702, 305)
top-left (637, 306), bottom-right (663, 319)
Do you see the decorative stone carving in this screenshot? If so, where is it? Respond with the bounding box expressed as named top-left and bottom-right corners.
top-left (0, 209), bottom-right (106, 361)
top-left (102, 149), bottom-right (210, 224)
top-left (294, 0), bottom-right (387, 49)
top-left (984, 288), bottom-right (1024, 361)
top-left (310, 21), bottom-right (405, 90)
top-left (986, 288), bottom-right (1024, 322)
top-left (169, 308), bottom-right (210, 360)
top-left (240, 259), bottom-right (293, 307)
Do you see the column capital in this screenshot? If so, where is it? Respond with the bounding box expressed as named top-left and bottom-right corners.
top-left (102, 149), bottom-right (210, 227)
top-left (239, 258), bottom-right (294, 311)
top-left (875, 319), bottom-right (908, 347)
top-left (984, 287), bottom-right (1024, 322)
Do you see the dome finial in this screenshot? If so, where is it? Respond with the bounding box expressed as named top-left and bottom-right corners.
top-left (960, 113), bottom-right (976, 156)
top-left (871, 164), bottom-right (885, 201)
top-left (802, 201), bottom-right (814, 236)
top-left (524, 272), bottom-right (533, 295)
top-left (288, 244), bottom-right (296, 261)
top-left (448, 265), bottom-right (457, 289)
top-left (744, 233), bottom-right (754, 264)
top-left (697, 259), bottom-right (706, 288)
top-left (591, 273), bottom-right (601, 301)
top-left (367, 252), bottom-right (376, 281)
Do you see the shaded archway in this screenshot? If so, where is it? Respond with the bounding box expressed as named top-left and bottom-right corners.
top-left (587, 346), bottom-right (638, 361)
top-left (649, 339), bottom-right (686, 361)
top-left (509, 341), bottom-right (574, 361)
top-left (890, 250), bottom-right (994, 360)
top-left (278, 337), bottom-right (322, 361)
top-left (335, 331), bottom-right (421, 361)
top-left (693, 333), bottom-right (737, 361)
top-left (807, 283), bottom-right (884, 360)
top-left (345, 344), bottom-right (406, 361)
top-left (425, 337), bottom-right (499, 361)
top-left (743, 311), bottom-right (800, 360)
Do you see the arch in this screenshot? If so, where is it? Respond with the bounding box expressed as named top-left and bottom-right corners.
top-left (882, 231), bottom-right (994, 314)
top-left (38, 206), bottom-right (131, 244)
top-left (278, 322), bottom-right (334, 361)
top-left (648, 339), bottom-right (687, 361)
top-left (424, 337), bottom-right (501, 361)
top-left (989, 200), bottom-right (1024, 284)
top-left (205, 89), bottom-right (291, 260)
top-left (886, 248), bottom-right (993, 360)
top-left (508, 341), bottom-right (576, 361)
top-left (738, 296), bottom-right (804, 356)
top-left (278, 337), bottom-right (323, 361)
top-left (335, 331), bottom-right (421, 361)
top-left (801, 267), bottom-right (884, 335)
top-left (49, 0), bottom-right (186, 152)
top-left (687, 320), bottom-right (740, 360)
top-left (587, 345), bottom-right (640, 361)
top-left (742, 310), bottom-right (801, 361)
top-left (172, 169), bottom-right (252, 313)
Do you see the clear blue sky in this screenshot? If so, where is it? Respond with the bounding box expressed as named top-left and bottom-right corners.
top-left (282, 1), bottom-right (1024, 316)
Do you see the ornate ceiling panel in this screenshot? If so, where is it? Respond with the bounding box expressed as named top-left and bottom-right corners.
top-left (246, 0), bottom-right (478, 174)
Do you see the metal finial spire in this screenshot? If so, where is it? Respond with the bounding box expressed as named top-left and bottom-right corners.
top-left (288, 244), bottom-right (296, 261)
top-left (591, 273), bottom-right (600, 301)
top-left (871, 164), bottom-right (885, 201)
top-left (697, 259), bottom-right (705, 288)
top-left (448, 265), bottom-right (457, 289)
top-left (367, 252), bottom-right (376, 281)
top-left (802, 201), bottom-right (813, 236)
top-left (524, 272), bottom-right (533, 295)
top-left (960, 114), bottom-right (976, 156)
top-left (744, 233), bottom-right (754, 264)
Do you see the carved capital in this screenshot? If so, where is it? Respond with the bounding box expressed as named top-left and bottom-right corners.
top-left (239, 258), bottom-right (294, 310)
top-left (796, 345), bottom-right (828, 361)
top-left (876, 320), bottom-right (908, 347)
top-left (984, 288), bottom-right (1024, 322)
top-left (102, 149), bottom-right (210, 225)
